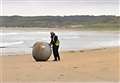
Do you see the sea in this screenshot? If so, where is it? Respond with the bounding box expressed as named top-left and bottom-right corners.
top-left (0, 29), bottom-right (119, 55)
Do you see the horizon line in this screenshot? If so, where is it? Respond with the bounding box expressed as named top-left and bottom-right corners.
top-left (0, 15), bottom-right (119, 17)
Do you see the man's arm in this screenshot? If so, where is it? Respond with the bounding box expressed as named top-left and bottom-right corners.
top-left (49, 37), bottom-right (53, 46)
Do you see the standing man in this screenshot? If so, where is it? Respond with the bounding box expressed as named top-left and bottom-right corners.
top-left (50, 32), bottom-right (60, 61)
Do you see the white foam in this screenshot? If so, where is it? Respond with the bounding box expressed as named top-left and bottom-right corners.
top-left (0, 32), bottom-right (19, 36)
top-left (0, 41), bottom-right (24, 47)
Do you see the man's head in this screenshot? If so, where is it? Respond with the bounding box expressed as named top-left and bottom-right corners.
top-left (50, 32), bottom-right (55, 36)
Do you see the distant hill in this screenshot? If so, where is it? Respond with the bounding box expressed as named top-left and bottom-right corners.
top-left (0, 15), bottom-right (119, 30)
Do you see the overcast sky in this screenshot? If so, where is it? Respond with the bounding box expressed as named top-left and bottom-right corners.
top-left (0, 0), bottom-right (119, 16)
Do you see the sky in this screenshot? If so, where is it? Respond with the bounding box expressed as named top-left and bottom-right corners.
top-left (0, 0), bottom-right (119, 16)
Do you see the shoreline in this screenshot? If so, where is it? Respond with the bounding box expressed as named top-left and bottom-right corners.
top-left (1, 46), bottom-right (119, 56)
top-left (1, 27), bottom-right (120, 32)
top-left (0, 47), bottom-right (119, 82)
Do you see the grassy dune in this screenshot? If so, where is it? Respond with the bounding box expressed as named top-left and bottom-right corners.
top-left (0, 16), bottom-right (119, 31)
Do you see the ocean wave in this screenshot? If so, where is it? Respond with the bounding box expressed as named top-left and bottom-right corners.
top-left (0, 32), bottom-right (19, 36)
top-left (0, 41), bottom-right (24, 48)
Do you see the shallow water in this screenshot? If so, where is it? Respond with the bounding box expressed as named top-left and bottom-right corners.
top-left (0, 30), bottom-right (119, 55)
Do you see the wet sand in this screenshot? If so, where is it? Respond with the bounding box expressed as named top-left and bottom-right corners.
top-left (0, 47), bottom-right (119, 83)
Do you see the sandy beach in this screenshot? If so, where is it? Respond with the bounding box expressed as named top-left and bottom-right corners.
top-left (0, 47), bottom-right (119, 83)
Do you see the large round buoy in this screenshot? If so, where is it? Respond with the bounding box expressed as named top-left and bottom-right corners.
top-left (32, 42), bottom-right (52, 61)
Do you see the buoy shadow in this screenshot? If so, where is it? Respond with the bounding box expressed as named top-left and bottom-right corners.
top-left (33, 60), bottom-right (60, 63)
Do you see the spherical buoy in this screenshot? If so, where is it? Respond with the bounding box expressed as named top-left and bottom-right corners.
top-left (32, 42), bottom-right (52, 61)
